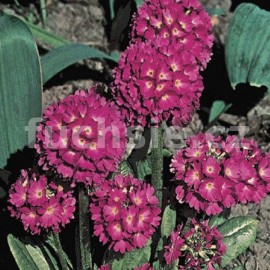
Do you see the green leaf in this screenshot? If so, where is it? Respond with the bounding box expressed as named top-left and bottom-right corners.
top-left (41, 245), bottom-right (59, 270)
top-left (39, 0), bottom-right (47, 28)
top-left (225, 3), bottom-right (270, 93)
top-left (205, 8), bottom-right (225, 16)
top-left (137, 157), bottom-right (151, 180)
top-left (45, 234), bottom-right (73, 269)
top-left (0, 13), bottom-right (42, 168)
top-left (119, 160), bottom-right (134, 177)
top-left (161, 206), bottom-right (176, 238)
top-left (25, 20), bottom-right (69, 47)
top-left (41, 43), bottom-right (117, 83)
top-left (112, 241), bottom-right (151, 270)
top-left (208, 100), bottom-right (232, 123)
top-left (134, 0), bottom-right (144, 8)
top-left (109, 0), bottom-right (115, 20)
top-left (25, 244), bottom-right (51, 270)
top-left (8, 234), bottom-right (41, 270)
top-left (218, 216), bottom-right (258, 267)
top-left (162, 149), bottom-right (172, 157)
top-left (209, 211), bottom-right (229, 228)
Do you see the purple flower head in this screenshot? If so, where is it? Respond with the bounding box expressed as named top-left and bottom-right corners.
top-left (111, 40), bottom-right (203, 127)
top-left (171, 133), bottom-right (270, 215)
top-left (131, 0), bottom-right (214, 69)
top-left (165, 219), bottom-right (226, 269)
top-left (90, 174), bottom-right (161, 253)
top-left (35, 86), bottom-right (127, 186)
top-left (8, 169), bottom-right (76, 235)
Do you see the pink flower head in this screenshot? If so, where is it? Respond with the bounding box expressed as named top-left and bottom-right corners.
top-left (131, 0), bottom-right (214, 69)
top-left (35, 86), bottom-right (127, 186)
top-left (8, 169), bottom-right (76, 235)
top-left (111, 40), bottom-right (203, 127)
top-left (181, 219), bottom-right (226, 269)
top-left (171, 133), bottom-right (270, 215)
top-left (90, 174), bottom-right (161, 253)
top-left (164, 219), bottom-right (225, 268)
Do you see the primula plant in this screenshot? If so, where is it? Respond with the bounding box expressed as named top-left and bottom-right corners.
top-left (1, 0), bottom-right (270, 270)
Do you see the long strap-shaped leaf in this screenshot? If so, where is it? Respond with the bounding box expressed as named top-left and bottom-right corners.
top-left (0, 14), bottom-right (42, 168)
top-left (225, 3), bottom-right (270, 93)
top-left (7, 234), bottom-right (40, 270)
top-left (41, 43), bottom-right (117, 83)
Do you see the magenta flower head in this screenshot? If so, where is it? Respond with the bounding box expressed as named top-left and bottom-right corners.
top-left (8, 169), bottom-right (76, 235)
top-left (171, 133), bottom-right (270, 215)
top-left (165, 219), bottom-right (226, 269)
top-left (111, 40), bottom-right (203, 127)
top-left (131, 0), bottom-right (214, 69)
top-left (90, 174), bottom-right (161, 254)
top-left (35, 87), bottom-right (127, 186)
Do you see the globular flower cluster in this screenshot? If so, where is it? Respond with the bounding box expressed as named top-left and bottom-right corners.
top-left (111, 40), bottom-right (203, 127)
top-left (35, 87), bottom-right (127, 186)
top-left (164, 219), bottom-right (226, 269)
top-left (131, 0), bottom-right (214, 69)
top-left (90, 174), bottom-right (161, 254)
top-left (8, 170), bottom-right (76, 235)
top-left (171, 133), bottom-right (270, 215)
top-left (111, 0), bottom-right (213, 127)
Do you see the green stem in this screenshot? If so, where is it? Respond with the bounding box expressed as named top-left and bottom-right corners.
top-left (53, 233), bottom-right (69, 270)
top-left (151, 127), bottom-right (163, 208)
top-left (77, 184), bottom-right (92, 270)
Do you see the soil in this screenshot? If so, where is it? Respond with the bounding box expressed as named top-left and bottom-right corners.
top-left (1, 0), bottom-right (270, 269)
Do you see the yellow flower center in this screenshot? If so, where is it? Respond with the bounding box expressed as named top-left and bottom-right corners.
top-left (90, 142), bottom-right (97, 150)
top-left (162, 94), bottom-right (169, 101)
top-left (156, 84), bottom-right (164, 91)
top-left (84, 127), bottom-right (92, 135)
top-left (147, 69), bottom-right (154, 76)
top-left (206, 182), bottom-right (214, 191)
top-left (46, 206), bottom-right (55, 215)
top-left (175, 79), bottom-right (182, 87)
top-left (146, 81), bottom-right (153, 88)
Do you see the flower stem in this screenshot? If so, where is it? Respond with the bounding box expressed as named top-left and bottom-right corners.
top-left (151, 127), bottom-right (163, 208)
top-left (76, 184), bottom-right (92, 270)
top-left (53, 233), bottom-right (69, 270)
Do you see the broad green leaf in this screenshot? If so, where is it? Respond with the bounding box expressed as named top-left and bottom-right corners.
top-left (2, 11), bottom-right (69, 48)
top-left (119, 160), bottom-right (134, 176)
top-left (7, 234), bottom-right (40, 270)
top-left (45, 234), bottom-right (73, 269)
top-left (25, 244), bottom-right (51, 270)
top-left (152, 261), bottom-right (160, 270)
top-left (162, 149), bottom-right (172, 157)
top-left (41, 43), bottom-right (117, 83)
top-left (161, 206), bottom-right (176, 238)
top-left (112, 241), bottom-right (151, 270)
top-left (218, 216), bottom-right (258, 267)
top-left (41, 245), bottom-right (59, 270)
top-left (25, 20), bottom-right (69, 47)
top-left (225, 3), bottom-right (270, 93)
top-left (137, 157), bottom-right (151, 180)
top-left (0, 13), bottom-right (42, 168)
top-left (209, 211), bottom-right (229, 228)
top-left (208, 100), bottom-right (232, 123)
